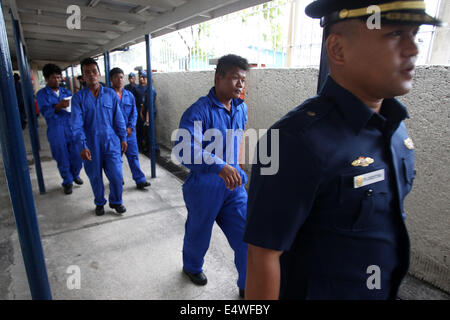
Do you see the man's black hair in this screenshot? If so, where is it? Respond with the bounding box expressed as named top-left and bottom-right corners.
top-left (80, 58), bottom-right (100, 74)
top-left (42, 63), bottom-right (62, 79)
top-left (215, 54), bottom-right (249, 77)
top-left (109, 67), bottom-right (124, 79)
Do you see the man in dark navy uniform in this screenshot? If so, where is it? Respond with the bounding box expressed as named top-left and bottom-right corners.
top-left (244, 0), bottom-right (442, 300)
top-left (124, 72), bottom-right (138, 102)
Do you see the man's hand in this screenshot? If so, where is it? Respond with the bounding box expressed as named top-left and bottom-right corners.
top-left (126, 127), bottom-right (133, 138)
top-left (55, 99), bottom-right (70, 112)
top-left (81, 148), bottom-right (92, 161)
top-left (121, 141), bottom-right (128, 154)
top-left (139, 105), bottom-right (145, 120)
top-left (218, 164), bottom-right (242, 191)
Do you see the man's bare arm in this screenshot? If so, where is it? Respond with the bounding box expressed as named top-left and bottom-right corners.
top-left (245, 244), bottom-right (283, 300)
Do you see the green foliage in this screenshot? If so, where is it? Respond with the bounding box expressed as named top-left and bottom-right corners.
top-left (262, 0), bottom-right (290, 51)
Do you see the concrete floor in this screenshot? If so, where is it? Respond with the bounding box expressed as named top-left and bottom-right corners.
top-left (1, 116), bottom-right (448, 300)
top-left (0, 116), bottom-right (241, 300)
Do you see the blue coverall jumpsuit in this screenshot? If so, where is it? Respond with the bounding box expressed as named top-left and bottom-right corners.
top-left (117, 88), bottom-right (147, 185)
top-left (71, 85), bottom-right (127, 206)
top-left (36, 85), bottom-right (82, 187)
top-left (174, 87), bottom-right (248, 290)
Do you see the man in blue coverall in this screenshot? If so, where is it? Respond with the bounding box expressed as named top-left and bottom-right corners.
top-left (36, 63), bottom-right (83, 195)
top-left (244, 0), bottom-right (442, 300)
top-left (71, 58), bottom-right (128, 216)
top-left (174, 54), bottom-right (249, 298)
top-left (110, 67), bottom-right (151, 190)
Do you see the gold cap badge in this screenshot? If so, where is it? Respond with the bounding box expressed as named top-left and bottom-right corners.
top-left (352, 157), bottom-right (374, 167)
top-left (404, 138), bottom-right (414, 150)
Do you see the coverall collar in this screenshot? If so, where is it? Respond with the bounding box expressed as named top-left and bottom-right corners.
top-left (45, 84), bottom-right (61, 96)
top-left (208, 87), bottom-right (244, 112)
top-left (320, 76), bottom-right (409, 135)
top-left (84, 83), bottom-right (104, 98)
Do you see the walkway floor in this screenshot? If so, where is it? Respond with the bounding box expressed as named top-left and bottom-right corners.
top-left (0, 116), bottom-right (241, 300)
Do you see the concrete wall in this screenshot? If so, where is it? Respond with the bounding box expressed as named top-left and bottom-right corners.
top-left (152, 66), bottom-right (450, 293)
top-left (429, 0), bottom-right (450, 65)
top-left (396, 66), bottom-right (450, 292)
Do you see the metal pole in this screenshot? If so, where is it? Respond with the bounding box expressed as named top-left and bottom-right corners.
top-left (24, 57), bottom-right (41, 150)
top-left (0, 1), bottom-right (52, 300)
top-left (71, 64), bottom-right (76, 93)
top-left (10, 12), bottom-right (46, 194)
top-left (145, 34), bottom-right (156, 178)
top-left (104, 51), bottom-right (110, 87)
top-left (317, 30), bottom-right (329, 94)
top-left (64, 69), bottom-right (70, 90)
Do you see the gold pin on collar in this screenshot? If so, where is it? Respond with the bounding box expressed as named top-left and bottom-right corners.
top-left (404, 138), bottom-right (414, 150)
top-left (352, 157), bottom-right (374, 167)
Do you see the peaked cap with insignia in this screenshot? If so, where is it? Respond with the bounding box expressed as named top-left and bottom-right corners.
top-left (305, 0), bottom-right (443, 27)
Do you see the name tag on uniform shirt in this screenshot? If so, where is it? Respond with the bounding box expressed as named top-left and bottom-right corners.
top-left (354, 169), bottom-right (385, 189)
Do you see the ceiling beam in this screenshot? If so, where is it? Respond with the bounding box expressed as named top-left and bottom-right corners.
top-left (17, 12), bottom-right (135, 33)
top-left (28, 50), bottom-right (85, 59)
top-left (131, 6), bottom-right (151, 14)
top-left (113, 0), bottom-right (184, 11)
top-left (81, 0), bottom-right (245, 59)
top-left (31, 60), bottom-right (73, 70)
top-left (26, 45), bottom-right (88, 54)
top-left (87, 0), bottom-right (101, 7)
top-left (28, 49), bottom-right (80, 58)
top-left (29, 56), bottom-right (84, 64)
top-left (16, 0), bottom-right (151, 23)
top-left (21, 24), bottom-right (119, 40)
top-left (25, 39), bottom-right (98, 52)
top-left (209, 0), bottom-right (270, 21)
top-left (24, 32), bottom-right (109, 46)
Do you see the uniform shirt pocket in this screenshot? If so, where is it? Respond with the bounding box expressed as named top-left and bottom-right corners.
top-left (335, 168), bottom-right (390, 232)
top-left (123, 103), bottom-right (133, 117)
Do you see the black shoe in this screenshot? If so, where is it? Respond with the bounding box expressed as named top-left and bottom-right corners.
top-left (183, 268), bottom-right (207, 286)
top-left (73, 177), bottom-right (84, 185)
top-left (95, 205), bottom-right (105, 216)
top-left (63, 184), bottom-right (73, 195)
top-left (239, 288), bottom-right (245, 299)
top-left (137, 181), bottom-right (151, 190)
top-left (109, 203), bottom-right (126, 214)
top-left (122, 180), bottom-right (124, 185)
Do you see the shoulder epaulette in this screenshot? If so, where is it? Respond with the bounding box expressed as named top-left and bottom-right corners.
top-left (274, 95), bottom-right (334, 134)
